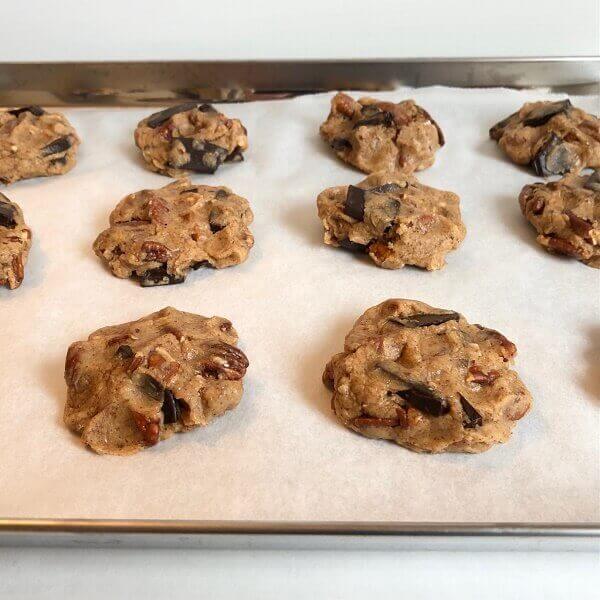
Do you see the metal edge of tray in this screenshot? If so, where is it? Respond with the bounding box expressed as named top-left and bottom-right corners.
top-left (0, 519), bottom-right (598, 550)
top-left (0, 57), bottom-right (598, 106)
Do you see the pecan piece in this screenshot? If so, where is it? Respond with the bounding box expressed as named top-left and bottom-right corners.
top-left (566, 211), bottom-right (593, 239)
top-left (132, 412), bottom-right (160, 445)
top-left (546, 236), bottom-right (582, 258)
top-left (141, 241), bottom-right (170, 262)
top-left (199, 342), bottom-right (249, 380)
top-left (467, 364), bottom-right (500, 385)
top-left (332, 93), bottom-right (355, 118)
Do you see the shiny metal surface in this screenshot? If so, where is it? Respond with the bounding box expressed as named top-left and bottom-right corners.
top-left (0, 57), bottom-right (598, 106)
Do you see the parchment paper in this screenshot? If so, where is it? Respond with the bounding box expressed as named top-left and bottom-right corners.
top-left (0, 87), bottom-right (598, 523)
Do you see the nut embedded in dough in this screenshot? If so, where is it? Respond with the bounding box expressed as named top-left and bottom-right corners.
top-left (63, 307), bottom-right (249, 455)
top-left (0, 192), bottom-right (32, 289)
top-left (323, 299), bottom-right (532, 453)
top-left (0, 106), bottom-right (80, 184)
top-left (93, 177), bottom-right (254, 286)
top-left (316, 171), bottom-right (465, 270)
top-left (489, 100), bottom-right (600, 176)
top-left (134, 103), bottom-right (248, 177)
top-left (319, 92), bottom-right (444, 174)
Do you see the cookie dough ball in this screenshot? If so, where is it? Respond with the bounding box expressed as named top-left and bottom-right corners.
top-left (317, 171), bottom-right (465, 270)
top-left (323, 299), bottom-right (532, 454)
top-left (64, 307), bottom-right (249, 455)
top-left (93, 178), bottom-right (254, 286)
top-left (0, 106), bottom-right (80, 184)
top-left (518, 170), bottom-right (599, 268)
top-left (0, 192), bottom-right (32, 289)
top-left (489, 100), bottom-right (600, 176)
top-left (134, 103), bottom-right (248, 177)
top-left (319, 92), bottom-right (444, 174)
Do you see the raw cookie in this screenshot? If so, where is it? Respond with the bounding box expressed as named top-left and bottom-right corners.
top-left (518, 170), bottom-right (600, 268)
top-left (319, 92), bottom-right (444, 174)
top-left (64, 307), bottom-right (249, 455)
top-left (489, 100), bottom-right (600, 176)
top-left (317, 171), bottom-right (465, 270)
top-left (93, 178), bottom-right (254, 286)
top-left (134, 103), bottom-right (248, 177)
top-left (0, 193), bottom-right (32, 289)
top-left (323, 299), bottom-right (532, 453)
top-left (0, 106), bottom-right (79, 184)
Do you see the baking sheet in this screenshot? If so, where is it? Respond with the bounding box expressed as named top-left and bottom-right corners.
top-left (0, 87), bottom-right (598, 523)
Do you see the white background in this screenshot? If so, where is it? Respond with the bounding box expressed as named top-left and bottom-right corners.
top-left (1, 0), bottom-right (598, 61)
top-left (1, 1), bottom-right (599, 598)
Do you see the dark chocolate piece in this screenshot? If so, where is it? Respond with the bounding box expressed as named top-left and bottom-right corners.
top-left (0, 196), bottom-right (17, 229)
top-left (192, 260), bottom-right (212, 270)
top-left (489, 110), bottom-right (519, 140)
top-left (173, 137), bottom-right (228, 174)
top-left (145, 103), bottom-right (198, 128)
top-left (7, 106), bottom-right (45, 118)
top-left (344, 185), bottom-right (366, 220)
top-left (331, 138), bottom-right (352, 151)
top-left (460, 395), bottom-right (483, 429)
top-left (225, 147), bottom-right (244, 163)
top-left (209, 208), bottom-right (227, 233)
top-left (140, 266), bottom-right (185, 287)
top-left (161, 389), bottom-right (182, 424)
top-left (523, 100), bottom-right (572, 127)
top-left (40, 136), bottom-right (72, 157)
top-left (215, 189), bottom-right (229, 199)
top-left (354, 110), bottom-right (393, 129)
top-left (378, 360), bottom-right (450, 416)
top-left (338, 238), bottom-right (368, 252)
top-left (389, 312), bottom-right (460, 328)
top-left (137, 374), bottom-right (164, 401)
top-left (584, 170), bottom-right (600, 192)
top-left (198, 104), bottom-right (216, 113)
top-left (532, 134), bottom-right (577, 176)
top-left (116, 345), bottom-right (134, 359)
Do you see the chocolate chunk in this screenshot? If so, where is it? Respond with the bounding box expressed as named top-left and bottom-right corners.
top-left (460, 395), bottom-right (483, 429)
top-left (331, 138), bottom-right (352, 151)
top-left (397, 382), bottom-right (450, 417)
top-left (137, 374), bottom-right (164, 401)
top-left (338, 238), bottom-right (368, 252)
top-left (140, 266), bottom-right (185, 287)
top-left (40, 136), bottom-right (72, 157)
top-left (173, 138), bottom-right (228, 174)
top-left (584, 170), bottom-right (600, 192)
top-left (198, 104), bottom-right (216, 113)
top-left (354, 110), bottom-right (394, 128)
top-left (532, 134), bottom-right (577, 176)
top-left (377, 360), bottom-right (450, 416)
top-left (489, 110), bottom-right (519, 140)
top-left (161, 389), bottom-right (182, 424)
top-left (0, 196), bottom-right (17, 229)
top-left (523, 100), bottom-right (572, 127)
top-left (7, 106), bottom-right (45, 118)
top-left (566, 210), bottom-right (593, 238)
top-left (225, 147), bottom-right (244, 163)
top-left (215, 189), bottom-right (229, 199)
top-left (192, 260), bottom-right (212, 270)
top-left (344, 185), bottom-right (366, 220)
top-left (116, 345), bottom-right (134, 359)
top-left (146, 103), bottom-right (198, 128)
top-left (369, 183), bottom-right (404, 195)
top-left (389, 312), bottom-right (460, 328)
top-left (209, 208), bottom-right (226, 233)
top-left (50, 156), bottom-right (68, 167)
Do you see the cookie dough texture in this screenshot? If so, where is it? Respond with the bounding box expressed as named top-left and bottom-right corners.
top-left (317, 172), bottom-right (465, 270)
top-left (519, 170), bottom-right (599, 268)
top-left (134, 103), bottom-right (248, 177)
top-left (319, 92), bottom-right (444, 174)
top-left (93, 178), bottom-right (254, 286)
top-left (323, 299), bottom-right (532, 453)
top-left (0, 106), bottom-right (79, 184)
top-left (64, 307), bottom-right (249, 455)
top-left (490, 100), bottom-right (600, 176)
top-left (0, 193), bottom-right (32, 289)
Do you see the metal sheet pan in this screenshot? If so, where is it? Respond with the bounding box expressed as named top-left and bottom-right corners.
top-left (0, 58), bottom-right (598, 549)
